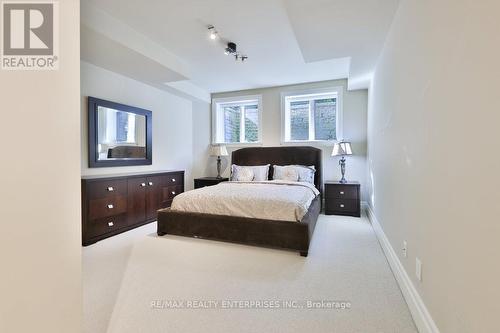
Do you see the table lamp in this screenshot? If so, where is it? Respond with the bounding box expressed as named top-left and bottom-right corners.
top-left (209, 145), bottom-right (228, 179)
top-left (331, 141), bottom-right (353, 184)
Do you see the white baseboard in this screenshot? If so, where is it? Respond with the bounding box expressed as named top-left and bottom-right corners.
top-left (365, 205), bottom-right (440, 333)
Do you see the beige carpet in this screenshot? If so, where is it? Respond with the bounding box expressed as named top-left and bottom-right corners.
top-left (83, 214), bottom-right (417, 333)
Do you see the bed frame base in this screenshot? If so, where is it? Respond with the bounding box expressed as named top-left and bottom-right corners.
top-left (157, 196), bottom-right (320, 256)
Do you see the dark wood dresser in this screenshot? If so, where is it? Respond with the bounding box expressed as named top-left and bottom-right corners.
top-left (324, 181), bottom-right (361, 217)
top-left (194, 177), bottom-right (229, 189)
top-left (81, 170), bottom-right (184, 246)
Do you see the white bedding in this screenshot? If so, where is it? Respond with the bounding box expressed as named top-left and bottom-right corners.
top-left (171, 180), bottom-right (320, 222)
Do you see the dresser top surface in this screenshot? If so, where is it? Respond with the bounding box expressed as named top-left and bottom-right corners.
top-left (82, 170), bottom-right (184, 180)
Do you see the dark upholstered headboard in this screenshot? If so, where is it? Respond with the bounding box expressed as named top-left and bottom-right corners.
top-left (107, 146), bottom-right (146, 158)
top-left (231, 146), bottom-right (322, 192)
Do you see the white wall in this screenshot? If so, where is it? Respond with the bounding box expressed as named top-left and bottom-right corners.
top-left (81, 62), bottom-right (195, 189)
top-left (368, 0), bottom-right (500, 332)
top-left (212, 79), bottom-right (368, 200)
top-left (0, 0), bottom-right (81, 331)
top-left (191, 100), bottom-right (212, 179)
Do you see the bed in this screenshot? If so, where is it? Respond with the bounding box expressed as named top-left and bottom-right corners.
top-left (157, 146), bottom-right (322, 256)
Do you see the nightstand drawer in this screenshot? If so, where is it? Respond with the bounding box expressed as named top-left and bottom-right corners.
top-left (325, 185), bottom-right (358, 199)
top-left (194, 177), bottom-right (229, 189)
top-left (325, 199), bottom-right (359, 214)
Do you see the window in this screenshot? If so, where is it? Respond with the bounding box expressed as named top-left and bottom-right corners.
top-left (212, 95), bottom-right (262, 144)
top-left (282, 88), bottom-right (342, 142)
top-left (115, 112), bottom-right (136, 143)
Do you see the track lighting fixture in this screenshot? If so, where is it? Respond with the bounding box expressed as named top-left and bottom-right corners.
top-left (207, 25), bottom-right (248, 62)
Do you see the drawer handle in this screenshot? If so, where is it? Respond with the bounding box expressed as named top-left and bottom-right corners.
top-left (340, 204), bottom-right (345, 208)
top-left (172, 178), bottom-right (176, 182)
top-left (108, 221), bottom-right (114, 227)
top-left (140, 183), bottom-right (146, 187)
top-left (148, 182), bottom-right (153, 186)
top-left (340, 191), bottom-right (344, 195)
top-left (107, 204), bottom-right (114, 209)
top-left (171, 191), bottom-right (176, 195)
top-left (107, 186), bottom-right (114, 192)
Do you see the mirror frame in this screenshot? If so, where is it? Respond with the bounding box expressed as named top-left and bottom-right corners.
top-left (88, 96), bottom-right (153, 168)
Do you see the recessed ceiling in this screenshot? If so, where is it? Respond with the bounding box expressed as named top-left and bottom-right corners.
top-left (82, 0), bottom-right (400, 96)
top-left (285, 0), bottom-right (400, 89)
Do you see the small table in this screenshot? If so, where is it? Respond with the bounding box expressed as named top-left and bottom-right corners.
top-left (324, 181), bottom-right (361, 217)
top-left (194, 177), bottom-right (229, 189)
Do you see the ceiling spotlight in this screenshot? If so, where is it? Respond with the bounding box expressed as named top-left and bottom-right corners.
top-left (208, 25), bottom-right (218, 40)
top-left (225, 42), bottom-right (237, 55)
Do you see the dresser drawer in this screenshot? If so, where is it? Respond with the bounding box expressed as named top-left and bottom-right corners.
top-left (88, 195), bottom-right (128, 220)
top-left (325, 199), bottom-right (359, 214)
top-left (86, 214), bottom-right (127, 239)
top-left (167, 173), bottom-right (184, 185)
top-left (87, 179), bottom-right (128, 200)
top-left (165, 185), bottom-right (183, 200)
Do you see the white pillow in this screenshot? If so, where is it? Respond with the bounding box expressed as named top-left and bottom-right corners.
top-left (235, 167), bottom-right (254, 181)
top-left (231, 164), bottom-right (270, 181)
top-left (294, 165), bottom-right (316, 184)
top-left (281, 167), bottom-right (299, 181)
top-left (273, 165), bottom-right (316, 184)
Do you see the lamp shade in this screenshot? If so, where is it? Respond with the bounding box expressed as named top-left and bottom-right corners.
top-left (331, 141), bottom-right (353, 156)
top-left (209, 145), bottom-right (228, 157)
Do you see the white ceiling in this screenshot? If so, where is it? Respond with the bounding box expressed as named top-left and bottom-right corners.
top-left (285, 0), bottom-right (400, 89)
top-left (82, 0), bottom-right (400, 98)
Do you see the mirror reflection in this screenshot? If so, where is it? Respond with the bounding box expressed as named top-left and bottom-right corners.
top-left (97, 106), bottom-right (147, 160)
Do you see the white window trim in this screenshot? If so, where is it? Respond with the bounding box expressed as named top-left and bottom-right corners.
top-left (280, 86), bottom-right (343, 145)
top-left (212, 94), bottom-right (263, 146)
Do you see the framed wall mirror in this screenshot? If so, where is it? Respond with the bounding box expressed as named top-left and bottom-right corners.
top-left (88, 97), bottom-right (152, 167)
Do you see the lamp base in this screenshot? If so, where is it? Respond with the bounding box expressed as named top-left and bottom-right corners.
top-left (216, 156), bottom-right (222, 179)
top-left (339, 156), bottom-right (347, 184)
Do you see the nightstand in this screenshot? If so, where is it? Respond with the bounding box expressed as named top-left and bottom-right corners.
top-left (324, 181), bottom-right (361, 217)
top-left (194, 177), bottom-right (229, 189)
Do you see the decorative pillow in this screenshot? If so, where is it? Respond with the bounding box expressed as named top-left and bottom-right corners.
top-left (273, 165), bottom-right (316, 184)
top-left (281, 167), bottom-right (299, 181)
top-left (235, 167), bottom-right (254, 181)
top-left (293, 165), bottom-right (316, 184)
top-left (230, 164), bottom-right (270, 181)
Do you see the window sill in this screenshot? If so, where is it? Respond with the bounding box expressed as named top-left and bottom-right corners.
top-left (213, 142), bottom-right (263, 148)
top-left (281, 140), bottom-right (338, 147)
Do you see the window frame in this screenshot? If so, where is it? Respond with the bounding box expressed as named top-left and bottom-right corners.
top-left (280, 86), bottom-right (343, 145)
top-left (115, 112), bottom-right (137, 144)
top-left (212, 95), bottom-right (263, 146)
